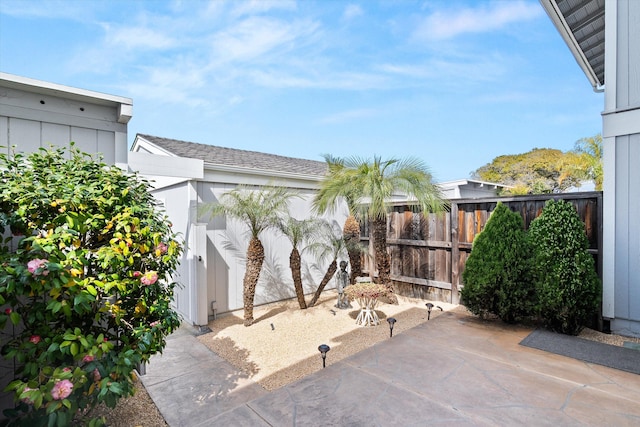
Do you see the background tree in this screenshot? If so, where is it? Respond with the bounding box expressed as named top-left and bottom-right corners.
top-left (314, 156), bottom-right (446, 290)
top-left (0, 146), bottom-right (182, 425)
top-left (572, 134), bottom-right (603, 191)
top-left (277, 216), bottom-right (317, 309)
top-left (203, 186), bottom-right (293, 326)
top-left (313, 155), bottom-right (363, 283)
top-left (305, 219), bottom-right (348, 307)
top-left (528, 199), bottom-right (601, 335)
top-left (473, 148), bottom-right (585, 194)
top-left (461, 203), bottom-right (535, 323)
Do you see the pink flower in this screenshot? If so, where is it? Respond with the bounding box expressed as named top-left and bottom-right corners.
top-left (62, 367), bottom-right (71, 373)
top-left (150, 321), bottom-right (160, 327)
top-left (27, 258), bottom-right (49, 276)
top-left (4, 308), bottom-right (11, 315)
top-left (29, 335), bottom-right (41, 344)
top-left (140, 271), bottom-right (158, 286)
top-left (51, 379), bottom-right (73, 400)
top-left (155, 243), bottom-right (168, 255)
top-left (133, 271), bottom-right (142, 278)
top-left (20, 387), bottom-right (35, 404)
top-left (82, 355), bottom-right (94, 363)
top-left (93, 368), bottom-right (101, 382)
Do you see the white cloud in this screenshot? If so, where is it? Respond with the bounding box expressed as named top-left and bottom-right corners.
top-left (102, 24), bottom-right (178, 50)
top-left (230, 0), bottom-right (297, 18)
top-left (248, 69), bottom-right (388, 90)
top-left (317, 108), bottom-right (380, 124)
top-left (379, 53), bottom-right (509, 86)
top-left (414, 1), bottom-right (543, 41)
top-left (210, 16), bottom-right (319, 63)
top-left (123, 65), bottom-right (209, 108)
top-left (0, 0), bottom-right (92, 20)
top-left (343, 4), bottom-right (363, 21)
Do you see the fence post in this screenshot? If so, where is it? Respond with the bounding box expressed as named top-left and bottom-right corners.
top-left (450, 202), bottom-right (460, 304)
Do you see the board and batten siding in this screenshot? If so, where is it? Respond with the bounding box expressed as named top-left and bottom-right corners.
top-left (602, 0), bottom-right (640, 336)
top-left (0, 74), bottom-right (131, 166)
top-left (195, 182), bottom-right (347, 317)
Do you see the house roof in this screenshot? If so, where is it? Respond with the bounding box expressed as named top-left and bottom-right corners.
top-left (136, 134), bottom-right (328, 177)
top-left (540, 0), bottom-right (605, 91)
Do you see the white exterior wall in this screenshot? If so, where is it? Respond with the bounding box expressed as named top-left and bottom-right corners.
top-left (602, 0), bottom-right (640, 336)
top-left (131, 139), bottom-right (348, 326)
top-left (194, 181), bottom-right (347, 319)
top-left (0, 73), bottom-right (132, 167)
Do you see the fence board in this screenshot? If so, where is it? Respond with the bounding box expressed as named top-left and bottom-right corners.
top-left (362, 192), bottom-right (602, 304)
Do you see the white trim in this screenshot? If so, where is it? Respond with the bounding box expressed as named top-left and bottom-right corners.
top-left (0, 72), bottom-right (132, 105)
top-left (203, 161), bottom-right (324, 183)
top-left (601, 135), bottom-right (616, 319)
top-left (539, 0), bottom-right (603, 91)
top-left (604, 0), bottom-right (618, 111)
top-left (602, 107), bottom-right (640, 137)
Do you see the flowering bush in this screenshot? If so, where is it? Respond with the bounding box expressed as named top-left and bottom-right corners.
top-left (0, 146), bottom-right (183, 425)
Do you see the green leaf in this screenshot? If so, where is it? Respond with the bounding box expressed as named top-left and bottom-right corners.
top-left (70, 342), bottom-right (79, 356)
top-left (9, 311), bottom-right (20, 326)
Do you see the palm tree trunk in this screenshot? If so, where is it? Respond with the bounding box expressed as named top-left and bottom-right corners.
top-left (343, 215), bottom-right (362, 283)
top-left (243, 237), bottom-right (265, 326)
top-left (371, 216), bottom-right (397, 303)
top-left (290, 248), bottom-right (307, 309)
top-left (308, 259), bottom-right (337, 307)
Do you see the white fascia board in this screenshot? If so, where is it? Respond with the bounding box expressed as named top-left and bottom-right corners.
top-left (142, 175), bottom-right (192, 190)
top-left (131, 135), bottom-right (176, 156)
top-left (0, 72), bottom-right (133, 120)
top-left (203, 162), bottom-right (323, 189)
top-left (128, 151), bottom-right (204, 179)
top-left (539, 0), bottom-right (603, 92)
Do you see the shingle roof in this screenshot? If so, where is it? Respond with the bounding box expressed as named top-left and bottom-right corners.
top-left (138, 134), bottom-right (327, 177)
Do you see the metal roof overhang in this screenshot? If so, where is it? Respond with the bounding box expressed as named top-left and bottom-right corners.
top-left (540, 0), bottom-right (605, 92)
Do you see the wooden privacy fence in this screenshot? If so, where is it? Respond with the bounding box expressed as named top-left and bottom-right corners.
top-left (361, 192), bottom-right (602, 304)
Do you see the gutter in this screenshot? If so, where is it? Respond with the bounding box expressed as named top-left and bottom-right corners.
top-left (539, 0), bottom-right (605, 93)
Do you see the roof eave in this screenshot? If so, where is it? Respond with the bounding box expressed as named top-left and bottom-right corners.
top-left (203, 161), bottom-right (325, 183)
top-left (539, 0), bottom-right (604, 92)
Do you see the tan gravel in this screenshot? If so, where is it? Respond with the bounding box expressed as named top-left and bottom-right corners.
top-left (97, 292), bottom-right (640, 426)
top-left (197, 291), bottom-right (456, 391)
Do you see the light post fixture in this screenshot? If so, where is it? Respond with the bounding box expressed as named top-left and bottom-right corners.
top-left (387, 317), bottom-right (397, 337)
top-left (318, 344), bottom-right (330, 368)
top-left (426, 303), bottom-right (434, 320)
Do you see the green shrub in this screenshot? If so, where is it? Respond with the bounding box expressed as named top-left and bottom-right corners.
top-left (461, 202), bottom-right (535, 323)
top-left (528, 199), bottom-right (600, 335)
top-left (0, 146), bottom-right (183, 425)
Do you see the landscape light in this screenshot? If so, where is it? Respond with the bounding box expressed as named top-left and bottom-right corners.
top-left (318, 344), bottom-right (330, 368)
top-left (387, 317), bottom-right (397, 337)
top-left (426, 303), bottom-right (434, 320)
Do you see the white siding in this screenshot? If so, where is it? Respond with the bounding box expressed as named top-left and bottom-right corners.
top-left (195, 182), bottom-right (346, 317)
top-left (0, 77), bottom-right (128, 164)
top-left (602, 0), bottom-right (640, 336)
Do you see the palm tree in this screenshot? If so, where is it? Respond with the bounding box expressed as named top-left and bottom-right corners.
top-left (305, 219), bottom-right (348, 307)
top-left (573, 134), bottom-right (603, 191)
top-left (314, 156), bottom-right (446, 288)
top-left (203, 185), bottom-right (293, 326)
top-left (313, 155), bottom-right (363, 284)
top-left (277, 216), bottom-right (318, 309)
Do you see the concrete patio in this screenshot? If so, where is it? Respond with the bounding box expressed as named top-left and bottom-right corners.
top-left (142, 309), bottom-right (640, 426)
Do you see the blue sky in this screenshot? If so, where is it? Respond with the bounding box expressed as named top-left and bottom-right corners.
top-left (0, 0), bottom-right (603, 182)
